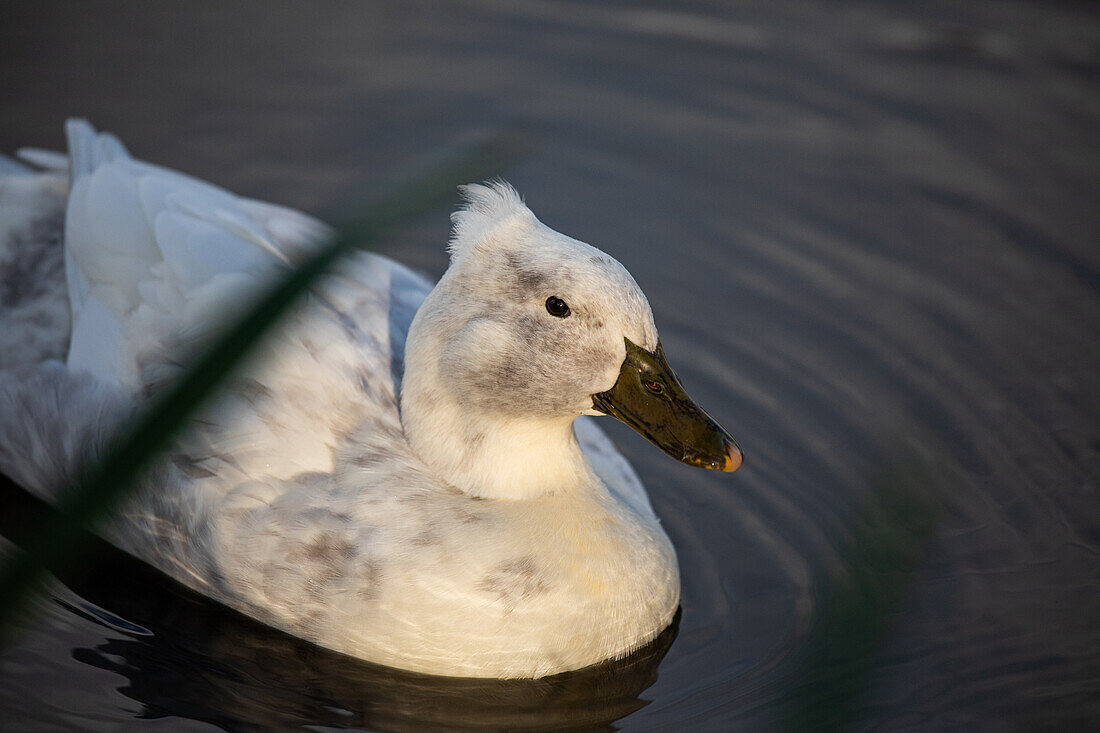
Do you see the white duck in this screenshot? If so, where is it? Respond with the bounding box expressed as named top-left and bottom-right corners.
top-left (0, 120), bottom-right (741, 678)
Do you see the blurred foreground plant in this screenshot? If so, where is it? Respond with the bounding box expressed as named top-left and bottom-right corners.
top-left (0, 131), bottom-right (522, 642)
top-left (780, 459), bottom-right (941, 731)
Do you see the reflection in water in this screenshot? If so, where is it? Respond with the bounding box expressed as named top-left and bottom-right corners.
top-left (0, 479), bottom-right (677, 732)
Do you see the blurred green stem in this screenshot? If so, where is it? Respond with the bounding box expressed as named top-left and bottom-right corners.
top-left (781, 464), bottom-right (940, 731)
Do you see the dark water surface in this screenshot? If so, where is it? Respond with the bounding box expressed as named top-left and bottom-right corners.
top-left (1, 1), bottom-right (1098, 730)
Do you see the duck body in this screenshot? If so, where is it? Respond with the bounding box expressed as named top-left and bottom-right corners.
top-left (0, 121), bottom-right (738, 678)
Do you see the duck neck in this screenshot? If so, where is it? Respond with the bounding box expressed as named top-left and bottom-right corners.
top-left (400, 330), bottom-right (599, 501)
top-left (412, 409), bottom-right (595, 500)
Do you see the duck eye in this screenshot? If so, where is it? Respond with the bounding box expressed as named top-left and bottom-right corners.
top-left (545, 296), bottom-right (570, 318)
top-left (643, 378), bottom-right (665, 396)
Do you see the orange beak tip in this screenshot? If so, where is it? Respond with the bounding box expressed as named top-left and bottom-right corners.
top-left (722, 441), bottom-right (744, 472)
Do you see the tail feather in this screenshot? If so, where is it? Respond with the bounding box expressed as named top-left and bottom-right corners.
top-left (14, 148), bottom-right (69, 171)
top-left (66, 118), bottom-right (130, 179)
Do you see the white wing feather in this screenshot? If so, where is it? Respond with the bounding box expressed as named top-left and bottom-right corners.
top-left (61, 119), bottom-right (328, 386)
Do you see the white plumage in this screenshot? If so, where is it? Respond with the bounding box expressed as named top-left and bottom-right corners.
top-left (0, 121), bottom-right (683, 678)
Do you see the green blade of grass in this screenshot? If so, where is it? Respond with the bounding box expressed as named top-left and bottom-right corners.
top-left (0, 130), bottom-right (523, 641)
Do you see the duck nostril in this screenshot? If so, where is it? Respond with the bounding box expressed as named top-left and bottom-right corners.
top-left (643, 379), bottom-right (664, 396)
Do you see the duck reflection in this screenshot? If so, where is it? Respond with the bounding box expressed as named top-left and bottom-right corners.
top-left (2, 478), bottom-right (678, 732)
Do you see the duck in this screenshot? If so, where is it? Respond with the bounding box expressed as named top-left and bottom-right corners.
top-left (0, 120), bottom-right (741, 678)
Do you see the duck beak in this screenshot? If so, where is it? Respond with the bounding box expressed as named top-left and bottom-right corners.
top-left (592, 338), bottom-right (743, 472)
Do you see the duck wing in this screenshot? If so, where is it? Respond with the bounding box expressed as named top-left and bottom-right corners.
top-left (62, 119), bottom-right (322, 387)
top-left (0, 120), bottom-right (432, 500)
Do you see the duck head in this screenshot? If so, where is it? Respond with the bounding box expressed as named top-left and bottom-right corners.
top-left (400, 182), bottom-right (741, 500)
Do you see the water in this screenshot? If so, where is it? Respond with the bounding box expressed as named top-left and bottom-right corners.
top-left (1, 0), bottom-right (1097, 729)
